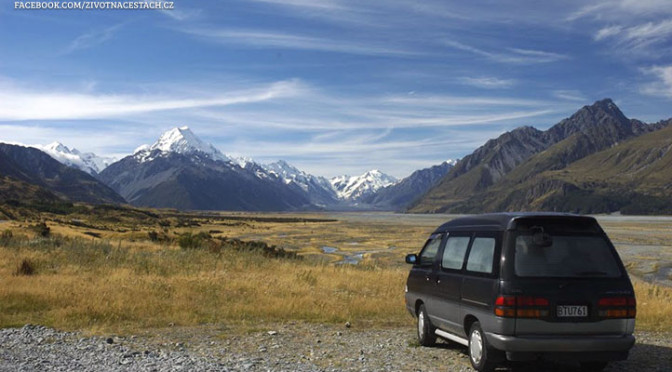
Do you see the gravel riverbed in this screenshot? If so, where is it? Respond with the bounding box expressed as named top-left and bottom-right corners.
top-left (1, 323), bottom-right (670, 371)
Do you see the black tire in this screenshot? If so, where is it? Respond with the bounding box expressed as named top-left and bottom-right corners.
top-left (580, 362), bottom-right (609, 371)
top-left (416, 304), bottom-right (436, 347)
top-left (468, 321), bottom-right (499, 372)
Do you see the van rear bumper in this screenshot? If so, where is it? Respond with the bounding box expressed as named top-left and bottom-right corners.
top-left (485, 332), bottom-right (635, 354)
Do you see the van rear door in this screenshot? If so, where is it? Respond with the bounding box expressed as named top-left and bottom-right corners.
top-left (501, 219), bottom-right (635, 336)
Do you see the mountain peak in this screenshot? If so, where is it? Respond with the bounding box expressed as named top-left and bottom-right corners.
top-left (27, 142), bottom-right (114, 175)
top-left (45, 141), bottom-right (72, 154)
top-left (330, 169), bottom-right (398, 200)
top-left (135, 126), bottom-right (230, 163)
top-left (154, 126), bottom-right (206, 153)
top-left (445, 159), bottom-right (458, 166)
top-left (587, 98), bottom-right (623, 116)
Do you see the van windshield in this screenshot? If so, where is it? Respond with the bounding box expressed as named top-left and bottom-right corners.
top-left (514, 234), bottom-right (622, 278)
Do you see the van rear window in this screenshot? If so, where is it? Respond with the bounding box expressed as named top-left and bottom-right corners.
top-left (514, 234), bottom-right (622, 278)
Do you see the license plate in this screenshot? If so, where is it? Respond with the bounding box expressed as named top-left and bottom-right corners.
top-left (557, 305), bottom-right (588, 317)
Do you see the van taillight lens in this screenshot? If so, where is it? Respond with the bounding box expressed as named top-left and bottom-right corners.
top-left (495, 295), bottom-right (549, 318)
top-left (598, 296), bottom-right (636, 318)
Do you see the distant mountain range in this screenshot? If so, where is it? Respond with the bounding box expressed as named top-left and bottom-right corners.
top-left (93, 126), bottom-right (451, 211)
top-left (410, 99), bottom-right (672, 214)
top-left (3, 98), bottom-right (671, 214)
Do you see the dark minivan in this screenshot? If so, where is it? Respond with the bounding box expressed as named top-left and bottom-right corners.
top-left (404, 213), bottom-right (635, 372)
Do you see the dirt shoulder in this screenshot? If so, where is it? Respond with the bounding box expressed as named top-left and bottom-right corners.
top-left (1, 322), bottom-right (670, 371)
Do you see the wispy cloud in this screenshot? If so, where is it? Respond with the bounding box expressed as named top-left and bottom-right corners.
top-left (640, 65), bottom-right (672, 97)
top-left (181, 28), bottom-right (421, 57)
top-left (594, 25), bottom-right (623, 41)
top-left (381, 95), bottom-right (547, 107)
top-left (160, 7), bottom-right (202, 21)
top-left (0, 79), bottom-right (305, 121)
top-left (459, 76), bottom-right (517, 89)
top-left (251, 0), bottom-right (346, 11)
top-left (443, 40), bottom-right (568, 64)
top-left (568, 0), bottom-right (672, 22)
top-left (594, 19), bottom-right (672, 50)
top-left (63, 24), bottom-right (123, 54)
top-left (553, 90), bottom-right (587, 102)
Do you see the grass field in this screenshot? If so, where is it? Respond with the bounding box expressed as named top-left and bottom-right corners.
top-left (0, 208), bottom-right (671, 334)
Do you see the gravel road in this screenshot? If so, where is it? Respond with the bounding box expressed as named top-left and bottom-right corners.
top-left (1, 323), bottom-right (670, 371)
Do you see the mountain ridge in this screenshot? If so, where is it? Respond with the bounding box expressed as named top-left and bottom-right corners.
top-left (410, 99), bottom-right (672, 214)
top-left (0, 143), bottom-right (125, 205)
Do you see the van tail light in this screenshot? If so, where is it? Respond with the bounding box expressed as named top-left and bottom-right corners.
top-left (494, 295), bottom-right (549, 318)
top-left (598, 296), bottom-right (636, 319)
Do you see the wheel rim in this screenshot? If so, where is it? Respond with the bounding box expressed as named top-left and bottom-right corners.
top-left (418, 310), bottom-right (425, 339)
top-left (470, 329), bottom-right (483, 365)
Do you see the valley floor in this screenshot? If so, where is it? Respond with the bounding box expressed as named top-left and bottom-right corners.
top-left (1, 210), bottom-right (672, 371)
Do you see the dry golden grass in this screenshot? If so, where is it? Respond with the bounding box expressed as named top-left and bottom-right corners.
top-left (632, 278), bottom-right (672, 331)
top-left (1, 211), bottom-right (672, 335)
top-left (0, 232), bottom-right (410, 334)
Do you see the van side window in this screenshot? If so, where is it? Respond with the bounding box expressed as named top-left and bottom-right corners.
top-left (419, 234), bottom-right (442, 266)
top-left (466, 237), bottom-right (496, 274)
top-left (441, 236), bottom-right (470, 270)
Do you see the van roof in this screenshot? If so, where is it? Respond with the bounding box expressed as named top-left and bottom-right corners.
top-left (432, 212), bottom-right (598, 233)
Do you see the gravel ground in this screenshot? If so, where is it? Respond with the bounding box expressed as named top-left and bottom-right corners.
top-left (1, 323), bottom-right (670, 371)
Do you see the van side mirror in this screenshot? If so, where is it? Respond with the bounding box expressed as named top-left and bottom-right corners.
top-left (405, 254), bottom-right (418, 264)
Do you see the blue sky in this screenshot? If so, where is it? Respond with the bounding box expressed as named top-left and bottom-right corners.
top-left (1, 0), bottom-right (672, 178)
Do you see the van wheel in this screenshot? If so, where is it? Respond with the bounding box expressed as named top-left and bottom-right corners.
top-left (580, 362), bottom-right (608, 371)
top-left (417, 304), bottom-right (436, 346)
top-left (468, 321), bottom-right (498, 372)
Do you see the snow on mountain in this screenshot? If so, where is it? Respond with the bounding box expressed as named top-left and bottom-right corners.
top-left (264, 160), bottom-right (338, 205)
top-left (265, 160), bottom-right (324, 190)
top-left (34, 142), bottom-right (115, 175)
top-left (133, 126), bottom-right (234, 163)
top-left (362, 159), bottom-right (457, 210)
top-left (330, 170), bottom-right (398, 201)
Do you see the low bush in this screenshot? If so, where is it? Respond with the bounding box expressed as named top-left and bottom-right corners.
top-left (31, 222), bottom-right (50, 237)
top-left (14, 259), bottom-right (36, 276)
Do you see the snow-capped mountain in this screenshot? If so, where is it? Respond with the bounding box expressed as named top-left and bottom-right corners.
top-left (132, 126), bottom-right (252, 166)
top-left (263, 160), bottom-right (338, 206)
top-left (13, 126), bottom-right (453, 211)
top-left (99, 127), bottom-right (313, 211)
top-left (33, 142), bottom-right (115, 175)
top-left (362, 160), bottom-right (457, 210)
top-left (331, 170), bottom-right (398, 201)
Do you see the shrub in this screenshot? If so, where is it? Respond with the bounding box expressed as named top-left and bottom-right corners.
top-left (14, 258), bottom-right (36, 276)
top-left (148, 231), bottom-right (159, 242)
top-left (32, 222), bottom-right (50, 237)
top-left (178, 232), bottom-right (210, 250)
top-left (1, 229), bottom-right (13, 241)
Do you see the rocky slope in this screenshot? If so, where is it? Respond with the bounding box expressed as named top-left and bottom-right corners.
top-left (0, 143), bottom-right (125, 205)
top-left (410, 99), bottom-right (672, 214)
top-left (363, 160), bottom-right (456, 210)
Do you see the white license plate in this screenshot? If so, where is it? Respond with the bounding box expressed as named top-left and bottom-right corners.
top-left (557, 305), bottom-right (588, 317)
